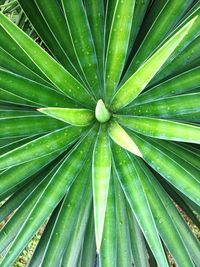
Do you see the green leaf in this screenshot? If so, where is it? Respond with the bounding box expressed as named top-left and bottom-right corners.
top-left (136, 158), bottom-right (195, 267)
top-left (127, 0), bottom-right (150, 58)
top-left (108, 120), bottom-right (142, 157)
top-left (0, 116), bottom-right (66, 138)
top-left (0, 69), bottom-right (76, 108)
top-left (172, 111), bottom-right (200, 123)
top-left (132, 67), bottom-right (200, 105)
top-left (111, 16), bottom-right (197, 110)
top-left (0, 47), bottom-right (51, 87)
top-left (149, 8), bottom-right (200, 86)
top-left (0, 26), bottom-right (47, 80)
top-left (165, 142), bottom-right (200, 170)
top-left (28, 202), bottom-right (63, 267)
top-left (0, 135), bottom-right (37, 156)
top-left (92, 124), bottom-right (111, 252)
top-left (133, 0), bottom-right (166, 49)
top-left (127, 206), bottom-right (149, 267)
top-left (0, 136), bottom-right (27, 149)
top-left (0, 12), bottom-right (95, 107)
top-left (0, 126), bottom-right (97, 266)
top-left (0, 109), bottom-right (38, 120)
top-left (79, 211), bottom-right (96, 267)
top-left (99, 176), bottom-right (116, 267)
top-left (62, 0), bottom-right (100, 98)
top-left (148, 172), bottom-right (200, 266)
top-left (95, 99), bottom-right (111, 123)
top-left (0, 126), bottom-right (84, 170)
top-left (0, 89), bottom-right (35, 107)
top-left (105, 0), bottom-right (135, 102)
top-left (60, 183), bottom-right (92, 267)
top-left (180, 1), bottom-right (200, 22)
top-left (127, 131), bottom-right (200, 206)
top-left (0, 159), bottom-right (63, 253)
top-left (123, 93), bottom-right (200, 118)
top-left (0, 151), bottom-right (61, 197)
top-left (152, 139), bottom-right (200, 174)
top-left (116, 115), bottom-right (200, 143)
top-left (38, 108), bottom-right (94, 126)
top-left (0, 163), bottom-right (59, 221)
top-left (34, 0), bottom-right (85, 80)
top-left (112, 143), bottom-right (168, 267)
top-left (114, 175), bottom-right (132, 267)
top-left (1, 2), bottom-right (200, 266)
top-left (179, 191), bottom-right (200, 216)
top-left (104, 0), bottom-right (115, 46)
top-left (42, 158), bottom-right (92, 267)
top-left (156, 174), bottom-right (200, 228)
top-left (150, 35), bottom-right (200, 87)
top-left (18, 0), bottom-right (82, 80)
top-left (84, 0), bottom-right (104, 77)
top-left (124, 0), bottom-right (194, 79)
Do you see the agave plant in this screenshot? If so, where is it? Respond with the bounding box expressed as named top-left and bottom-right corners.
top-left (0, 1), bottom-right (200, 266)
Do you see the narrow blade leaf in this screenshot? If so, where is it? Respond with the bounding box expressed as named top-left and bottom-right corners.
top-left (0, 126), bottom-right (97, 266)
top-left (92, 125), bottom-right (111, 252)
top-left (124, 0), bottom-right (194, 79)
top-left (0, 69), bottom-right (76, 108)
top-left (108, 120), bottom-right (142, 157)
top-left (136, 158), bottom-right (195, 267)
top-left (85, 0), bottom-right (104, 79)
top-left (123, 93), bottom-right (200, 118)
top-left (38, 108), bottom-right (94, 126)
top-left (116, 115), bottom-right (200, 143)
top-left (99, 176), bottom-right (117, 267)
top-left (127, 131), bottom-right (200, 206)
top-left (112, 143), bottom-right (168, 267)
top-left (41, 157), bottom-right (92, 267)
top-left (0, 12), bottom-right (95, 107)
top-left (0, 116), bottom-right (66, 138)
top-left (62, 0), bottom-right (100, 98)
top-left (105, 0), bottom-right (135, 102)
top-left (132, 67), bottom-right (200, 105)
top-left (114, 176), bottom-right (132, 267)
top-left (79, 211), bottom-right (96, 267)
top-left (127, 206), bottom-right (149, 267)
top-left (111, 16), bottom-right (197, 110)
top-left (0, 126), bottom-right (84, 170)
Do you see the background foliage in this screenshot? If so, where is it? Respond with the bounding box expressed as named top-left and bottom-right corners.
top-left (0, 0), bottom-right (200, 267)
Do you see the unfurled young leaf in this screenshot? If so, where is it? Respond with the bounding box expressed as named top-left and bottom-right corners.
top-left (0, 2), bottom-right (200, 267)
top-left (95, 99), bottom-right (111, 123)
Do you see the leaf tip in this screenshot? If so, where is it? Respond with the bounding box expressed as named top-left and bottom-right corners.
top-left (37, 108), bottom-right (50, 115)
top-left (108, 120), bottom-right (143, 158)
top-left (37, 108), bottom-right (44, 113)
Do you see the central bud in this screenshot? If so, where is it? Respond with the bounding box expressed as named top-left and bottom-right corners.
top-left (95, 99), bottom-right (111, 123)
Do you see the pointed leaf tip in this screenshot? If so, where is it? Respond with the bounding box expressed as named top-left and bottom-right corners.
top-left (37, 107), bottom-right (94, 126)
top-left (111, 15), bottom-right (198, 111)
top-left (92, 125), bottom-right (111, 252)
top-left (108, 120), bottom-right (143, 157)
